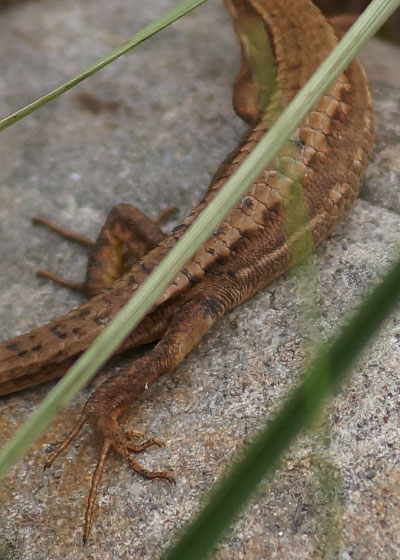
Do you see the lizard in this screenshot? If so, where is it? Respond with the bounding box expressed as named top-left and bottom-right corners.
top-left (0, 0), bottom-right (374, 542)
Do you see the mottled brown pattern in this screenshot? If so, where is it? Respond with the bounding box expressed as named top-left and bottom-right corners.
top-left (0, 0), bottom-right (374, 540)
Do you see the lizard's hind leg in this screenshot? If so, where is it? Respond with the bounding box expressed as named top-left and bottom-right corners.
top-left (33, 203), bottom-right (172, 297)
top-left (33, 215), bottom-right (94, 293)
top-left (83, 203), bottom-right (169, 297)
top-left (45, 283), bottom-right (232, 541)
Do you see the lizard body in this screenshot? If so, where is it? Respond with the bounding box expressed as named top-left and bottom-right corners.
top-left (0, 0), bottom-right (374, 540)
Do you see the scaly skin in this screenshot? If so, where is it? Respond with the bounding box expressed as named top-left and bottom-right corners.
top-left (0, 0), bottom-right (374, 540)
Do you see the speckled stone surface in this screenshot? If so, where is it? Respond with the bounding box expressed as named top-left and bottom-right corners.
top-left (0, 1), bottom-right (399, 559)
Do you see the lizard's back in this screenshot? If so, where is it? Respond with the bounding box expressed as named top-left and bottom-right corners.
top-left (0, 0), bottom-right (374, 395)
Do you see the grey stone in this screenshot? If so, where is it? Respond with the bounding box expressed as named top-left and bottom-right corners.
top-left (0, 1), bottom-right (399, 559)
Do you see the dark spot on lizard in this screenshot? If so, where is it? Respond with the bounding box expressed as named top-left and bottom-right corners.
top-left (140, 262), bottom-right (153, 274)
top-left (227, 269), bottom-right (236, 278)
top-left (182, 268), bottom-right (202, 284)
top-left (92, 314), bottom-right (109, 325)
top-left (202, 294), bottom-right (224, 317)
top-left (50, 324), bottom-right (68, 339)
top-left (18, 350), bottom-right (28, 357)
top-left (263, 209), bottom-right (271, 223)
top-left (50, 325), bottom-right (64, 335)
top-left (330, 104), bottom-right (343, 124)
top-left (32, 344), bottom-right (42, 351)
top-left (269, 202), bottom-right (282, 217)
top-left (172, 224), bottom-right (186, 235)
top-left (6, 343), bottom-right (19, 352)
top-left (243, 197), bottom-right (254, 209)
top-left (203, 261), bottom-right (216, 274)
top-left (206, 248), bottom-right (215, 255)
top-left (72, 327), bottom-right (81, 335)
top-left (240, 229), bottom-right (253, 240)
top-left (79, 309), bottom-right (91, 319)
top-left (216, 255), bottom-right (225, 265)
top-left (189, 275), bottom-right (202, 285)
top-left (128, 275), bottom-right (136, 286)
top-left (306, 152), bottom-right (321, 172)
top-left (230, 238), bottom-right (246, 252)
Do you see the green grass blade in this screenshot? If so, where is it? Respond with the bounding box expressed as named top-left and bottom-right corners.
top-left (162, 254), bottom-right (400, 560)
top-left (0, 0), bottom-right (208, 132)
top-left (0, 0), bottom-right (399, 502)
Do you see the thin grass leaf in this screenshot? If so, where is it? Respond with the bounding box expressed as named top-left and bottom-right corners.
top-left (0, 0), bottom-right (208, 131)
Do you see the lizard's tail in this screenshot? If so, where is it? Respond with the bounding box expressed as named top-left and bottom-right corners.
top-left (0, 298), bottom-right (106, 395)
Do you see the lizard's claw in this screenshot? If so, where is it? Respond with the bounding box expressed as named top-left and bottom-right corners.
top-left (124, 428), bottom-right (164, 449)
top-left (44, 413), bottom-right (87, 470)
top-left (44, 412), bottom-right (174, 543)
top-left (85, 420), bottom-right (174, 543)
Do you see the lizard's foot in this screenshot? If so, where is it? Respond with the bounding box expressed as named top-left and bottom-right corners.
top-left (44, 411), bottom-right (174, 543)
top-left (33, 216), bottom-right (92, 294)
top-left (33, 216), bottom-right (95, 247)
top-left (35, 268), bottom-right (85, 293)
top-left (32, 204), bottom-right (177, 298)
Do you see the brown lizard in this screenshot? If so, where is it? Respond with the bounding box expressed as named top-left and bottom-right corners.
top-left (0, 0), bottom-right (374, 541)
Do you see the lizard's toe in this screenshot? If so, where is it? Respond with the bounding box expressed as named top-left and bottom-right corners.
top-left (111, 429), bottom-right (174, 483)
top-left (84, 422), bottom-right (174, 542)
